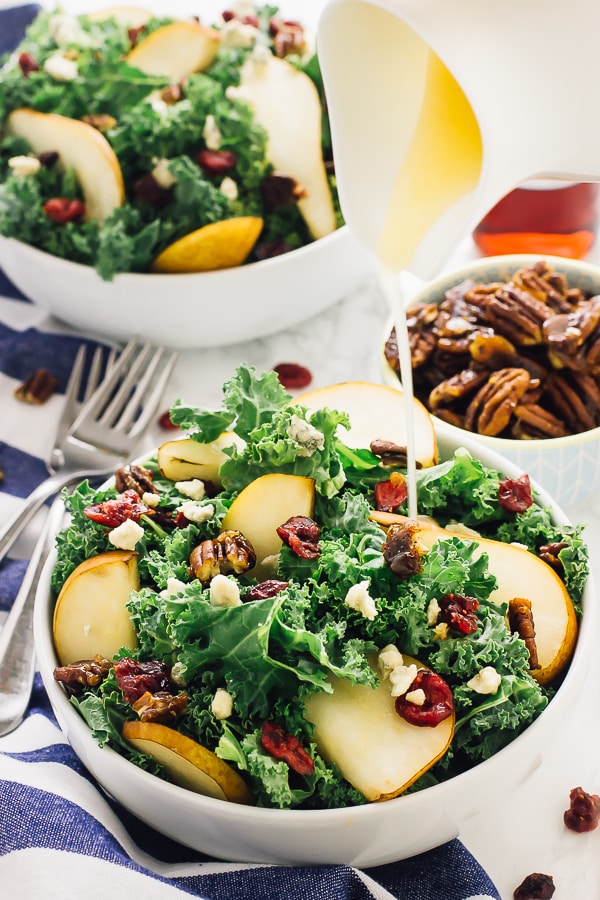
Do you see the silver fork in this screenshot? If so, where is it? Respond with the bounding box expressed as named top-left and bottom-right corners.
top-left (0, 339), bottom-right (177, 736)
top-left (0, 338), bottom-right (176, 565)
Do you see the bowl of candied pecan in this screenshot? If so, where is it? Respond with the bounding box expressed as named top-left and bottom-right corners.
top-left (382, 254), bottom-right (600, 509)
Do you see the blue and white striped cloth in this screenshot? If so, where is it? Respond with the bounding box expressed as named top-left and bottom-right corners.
top-left (0, 6), bottom-right (501, 896)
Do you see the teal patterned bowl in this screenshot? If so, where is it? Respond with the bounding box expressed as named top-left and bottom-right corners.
top-left (381, 253), bottom-right (600, 511)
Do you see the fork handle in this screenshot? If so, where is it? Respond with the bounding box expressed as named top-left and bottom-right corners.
top-left (0, 498), bottom-right (64, 737)
top-left (0, 467), bottom-right (111, 566)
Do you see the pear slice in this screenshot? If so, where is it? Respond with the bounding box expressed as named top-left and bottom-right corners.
top-left (304, 655), bottom-right (454, 801)
top-left (151, 217), bottom-right (263, 273)
top-left (372, 514), bottom-right (578, 686)
top-left (7, 108), bottom-right (124, 223)
top-left (158, 433), bottom-right (245, 486)
top-left (53, 550), bottom-right (139, 666)
top-left (294, 380), bottom-right (438, 468)
top-left (86, 6), bottom-right (153, 27)
top-left (239, 53), bottom-right (336, 240)
top-left (122, 721), bottom-right (253, 804)
top-left (126, 20), bottom-right (220, 80)
top-left (221, 473), bottom-right (315, 574)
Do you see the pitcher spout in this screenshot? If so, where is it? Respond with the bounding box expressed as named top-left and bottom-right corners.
top-left (317, 0), bottom-right (600, 279)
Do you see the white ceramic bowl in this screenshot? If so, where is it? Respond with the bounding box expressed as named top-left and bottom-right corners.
top-left (0, 227), bottom-right (373, 349)
top-left (33, 426), bottom-right (594, 866)
top-left (381, 253), bottom-right (600, 510)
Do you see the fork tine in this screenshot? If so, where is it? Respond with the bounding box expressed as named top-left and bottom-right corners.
top-left (52, 343), bottom-right (87, 451)
top-left (68, 338), bottom-right (139, 433)
top-left (126, 349), bottom-right (178, 439)
top-left (95, 342), bottom-right (155, 427)
top-left (83, 345), bottom-right (110, 402)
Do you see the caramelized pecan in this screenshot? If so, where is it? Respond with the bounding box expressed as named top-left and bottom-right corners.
top-left (14, 369), bottom-right (58, 404)
top-left (464, 368), bottom-right (531, 436)
top-left (132, 690), bottom-right (188, 723)
top-left (53, 655), bottom-right (111, 695)
top-left (382, 520), bottom-right (425, 579)
top-left (508, 597), bottom-right (539, 669)
top-left (190, 530), bottom-right (256, 582)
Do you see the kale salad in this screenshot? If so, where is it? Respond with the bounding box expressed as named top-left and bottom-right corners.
top-left (49, 365), bottom-right (589, 810)
top-left (0, 4), bottom-right (340, 279)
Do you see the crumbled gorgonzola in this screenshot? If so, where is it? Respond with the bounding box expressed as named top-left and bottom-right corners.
top-left (151, 158), bottom-right (176, 189)
top-left (389, 663), bottom-right (418, 697)
top-left (344, 581), bottom-right (377, 620)
top-left (378, 644), bottom-right (404, 679)
top-left (209, 574), bottom-right (242, 607)
top-left (108, 518), bottom-right (144, 551)
top-left (286, 414), bottom-right (325, 457)
top-left (220, 19), bottom-right (258, 48)
top-left (211, 687), bottom-right (234, 719)
top-left (427, 597), bottom-right (441, 626)
top-left (43, 53), bottom-right (78, 81)
top-left (142, 491), bottom-right (160, 508)
top-left (8, 156), bottom-right (41, 177)
top-left (404, 688), bottom-right (426, 706)
top-left (220, 176), bottom-right (238, 201)
top-left (467, 666), bottom-right (502, 695)
top-left (175, 478), bottom-right (205, 501)
top-left (177, 501), bottom-right (214, 524)
top-left (202, 114), bottom-right (222, 150)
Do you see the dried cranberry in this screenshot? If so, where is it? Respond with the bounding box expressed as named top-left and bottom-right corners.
top-left (114, 658), bottom-right (174, 703)
top-left (38, 151), bottom-right (59, 168)
top-left (84, 489), bottom-right (152, 526)
top-left (18, 51), bottom-right (39, 76)
top-left (196, 149), bottom-right (238, 174)
top-left (246, 580), bottom-right (290, 601)
top-left (438, 593), bottom-right (480, 635)
top-left (43, 198), bottom-right (85, 224)
top-left (157, 409), bottom-right (178, 430)
top-left (374, 479), bottom-right (408, 512)
top-left (513, 872), bottom-right (555, 899)
top-left (395, 669), bottom-right (454, 727)
top-left (132, 173), bottom-right (172, 205)
top-left (277, 515), bottom-right (321, 559)
top-left (261, 172), bottom-right (303, 212)
top-left (273, 362), bottom-right (312, 389)
top-left (498, 473), bottom-right (533, 513)
top-left (260, 721), bottom-right (314, 775)
top-left (564, 786), bottom-right (600, 832)
top-left (128, 25), bottom-right (146, 48)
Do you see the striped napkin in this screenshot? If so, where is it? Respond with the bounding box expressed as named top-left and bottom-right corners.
top-left (0, 6), bottom-right (501, 897)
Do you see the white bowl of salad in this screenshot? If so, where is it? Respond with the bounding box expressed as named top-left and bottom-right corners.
top-left (33, 367), bottom-right (593, 865)
top-left (0, 2), bottom-right (373, 347)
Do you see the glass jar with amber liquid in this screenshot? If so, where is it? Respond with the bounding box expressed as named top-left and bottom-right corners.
top-left (472, 180), bottom-right (600, 259)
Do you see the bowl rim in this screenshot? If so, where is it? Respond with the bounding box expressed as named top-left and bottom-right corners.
top-left (381, 252), bottom-right (600, 449)
top-left (33, 425), bottom-right (596, 827)
top-left (0, 222), bottom-right (354, 284)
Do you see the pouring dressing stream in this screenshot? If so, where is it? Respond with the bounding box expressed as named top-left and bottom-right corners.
top-left (317, 0), bottom-right (600, 513)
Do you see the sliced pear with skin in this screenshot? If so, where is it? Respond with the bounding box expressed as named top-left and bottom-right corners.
top-left (373, 514), bottom-right (578, 686)
top-left (126, 20), bottom-right (220, 80)
top-left (53, 550), bottom-right (139, 666)
top-left (221, 473), bottom-right (315, 574)
top-left (122, 721), bottom-right (253, 804)
top-left (86, 6), bottom-right (153, 27)
top-left (304, 655), bottom-right (454, 801)
top-left (158, 433), bottom-right (245, 486)
top-left (151, 217), bottom-right (263, 273)
top-left (294, 381), bottom-right (438, 468)
top-left (7, 109), bottom-right (124, 223)
top-left (239, 53), bottom-right (336, 240)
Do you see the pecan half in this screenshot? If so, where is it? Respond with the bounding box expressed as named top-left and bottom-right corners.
top-left (14, 368), bottom-right (59, 404)
top-left (382, 520), bottom-right (425, 579)
top-left (115, 463), bottom-right (158, 497)
top-left (53, 655), bottom-right (111, 695)
top-left (508, 597), bottom-right (539, 670)
top-left (132, 690), bottom-right (187, 723)
top-left (464, 368), bottom-right (531, 436)
top-left (190, 530), bottom-right (256, 582)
